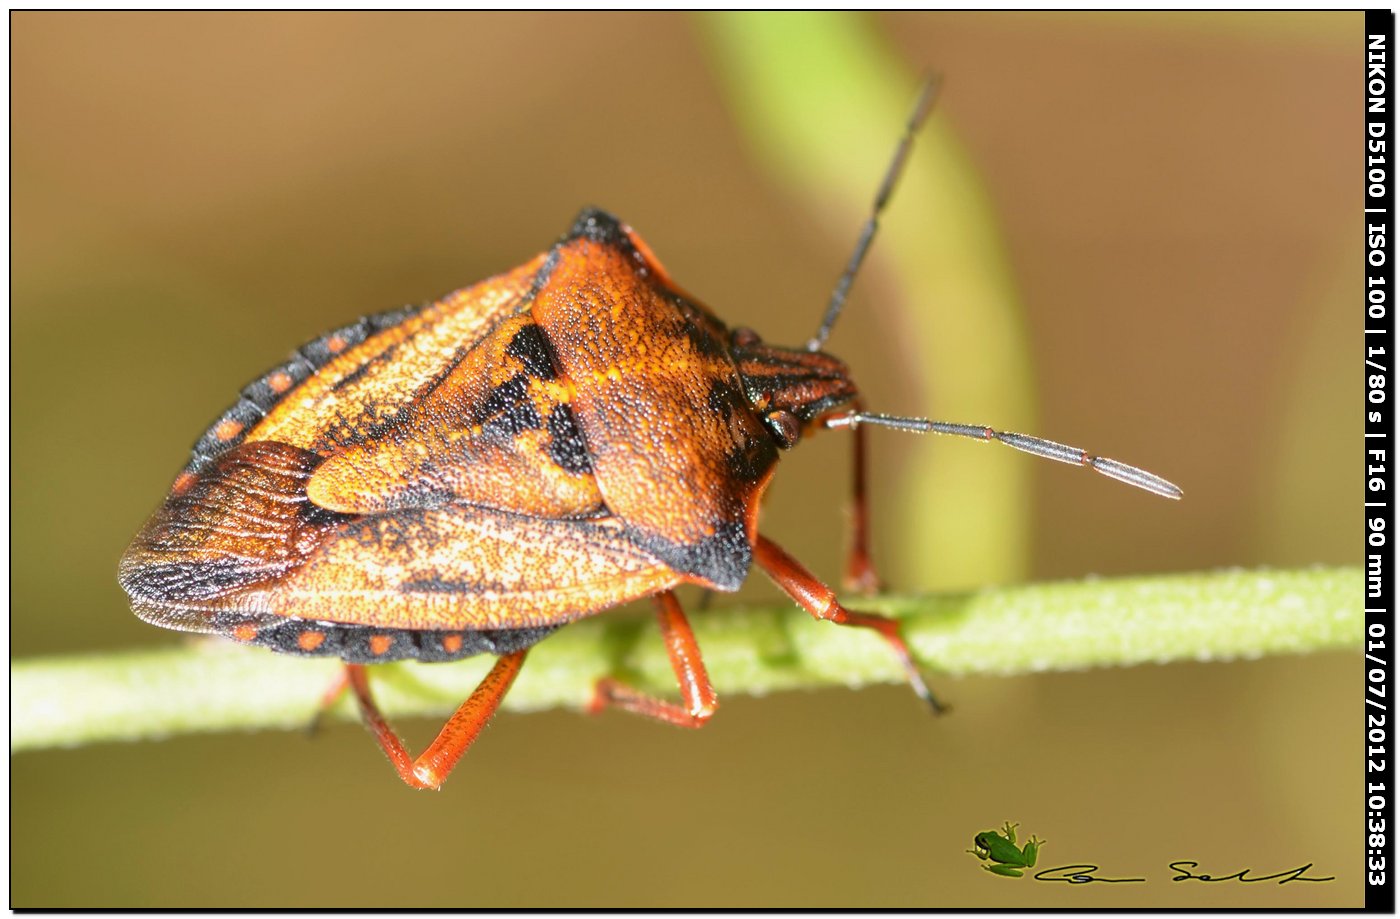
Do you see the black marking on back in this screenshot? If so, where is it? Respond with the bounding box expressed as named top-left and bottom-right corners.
top-left (545, 404), bottom-right (593, 476)
top-left (703, 377), bottom-right (776, 481)
top-left (333, 341), bottom-right (475, 454)
top-left (121, 558), bottom-right (265, 604)
top-left (524, 246), bottom-right (563, 304)
top-left (703, 377), bottom-right (778, 481)
top-left (629, 521), bottom-right (751, 592)
top-left (474, 374), bottom-right (543, 439)
top-left (677, 314), bottom-right (727, 360)
top-left (505, 324), bottom-right (559, 381)
top-left (236, 616), bottom-right (558, 663)
top-left (332, 342), bottom-right (399, 393)
top-left (726, 433), bottom-right (778, 485)
top-left (183, 303), bottom-right (427, 476)
top-left (398, 575), bottom-right (510, 595)
top-left (706, 378), bottom-right (744, 418)
top-left (310, 397), bottom-right (407, 455)
top-left (123, 442), bottom-right (352, 606)
top-left (565, 208), bottom-right (632, 251)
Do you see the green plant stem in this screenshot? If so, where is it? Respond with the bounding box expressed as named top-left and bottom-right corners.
top-left (12, 568), bottom-right (1359, 753)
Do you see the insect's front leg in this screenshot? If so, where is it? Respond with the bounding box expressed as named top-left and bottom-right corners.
top-left (752, 533), bottom-right (945, 713)
top-left (843, 401), bottom-right (883, 595)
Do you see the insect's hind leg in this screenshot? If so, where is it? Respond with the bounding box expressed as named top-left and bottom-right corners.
top-left (345, 650), bottom-right (527, 790)
top-left (589, 590), bottom-right (718, 728)
top-left (753, 533), bottom-right (946, 714)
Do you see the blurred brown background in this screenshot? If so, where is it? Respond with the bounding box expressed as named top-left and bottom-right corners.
top-left (13, 12), bottom-right (1359, 908)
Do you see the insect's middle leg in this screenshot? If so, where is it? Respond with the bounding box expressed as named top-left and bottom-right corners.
top-left (753, 533), bottom-right (946, 713)
top-left (345, 650), bottom-right (526, 790)
top-left (590, 590), bottom-right (718, 728)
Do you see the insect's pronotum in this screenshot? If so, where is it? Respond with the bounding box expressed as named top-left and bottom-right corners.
top-left (120, 77), bottom-right (1180, 789)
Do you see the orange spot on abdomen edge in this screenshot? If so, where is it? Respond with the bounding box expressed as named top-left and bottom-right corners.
top-left (213, 419), bottom-right (244, 441)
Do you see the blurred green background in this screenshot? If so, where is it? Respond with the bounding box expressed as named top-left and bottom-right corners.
top-left (13, 11), bottom-right (1360, 908)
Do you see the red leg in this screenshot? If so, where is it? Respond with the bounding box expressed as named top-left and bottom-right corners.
top-left (754, 533), bottom-right (946, 714)
top-left (590, 591), bottom-right (718, 728)
top-left (346, 650), bottom-right (527, 790)
top-left (844, 406), bottom-right (882, 595)
top-left (306, 665), bottom-right (352, 737)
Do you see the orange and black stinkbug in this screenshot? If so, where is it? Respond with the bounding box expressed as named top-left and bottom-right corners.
top-left (119, 77), bottom-right (1182, 790)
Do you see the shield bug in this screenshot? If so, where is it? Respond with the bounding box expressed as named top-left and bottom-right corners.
top-left (119, 77), bottom-right (1181, 790)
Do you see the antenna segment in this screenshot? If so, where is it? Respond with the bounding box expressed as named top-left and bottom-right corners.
top-left (824, 412), bottom-right (1184, 500)
top-left (807, 74), bottom-right (942, 353)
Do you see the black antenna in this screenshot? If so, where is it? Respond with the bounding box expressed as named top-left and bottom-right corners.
top-left (825, 412), bottom-right (1184, 500)
top-left (807, 74), bottom-right (941, 353)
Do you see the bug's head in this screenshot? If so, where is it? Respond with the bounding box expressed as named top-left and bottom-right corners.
top-left (722, 77), bottom-right (1180, 501)
top-left (728, 326), bottom-right (858, 450)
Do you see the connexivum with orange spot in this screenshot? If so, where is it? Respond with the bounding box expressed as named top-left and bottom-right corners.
top-left (119, 77), bottom-right (1182, 790)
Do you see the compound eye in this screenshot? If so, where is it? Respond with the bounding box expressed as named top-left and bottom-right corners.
top-left (730, 327), bottom-right (762, 348)
top-left (762, 409), bottom-right (802, 449)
